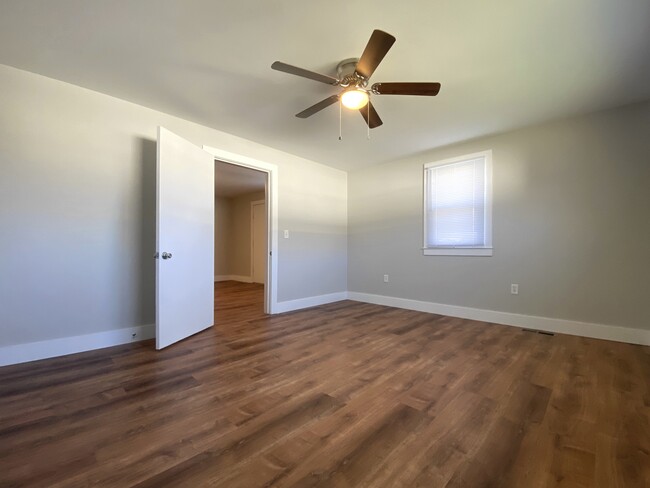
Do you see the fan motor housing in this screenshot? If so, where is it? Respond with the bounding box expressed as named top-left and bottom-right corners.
top-left (336, 58), bottom-right (367, 88)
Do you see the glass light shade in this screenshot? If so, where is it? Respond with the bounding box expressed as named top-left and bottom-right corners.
top-left (341, 89), bottom-right (369, 109)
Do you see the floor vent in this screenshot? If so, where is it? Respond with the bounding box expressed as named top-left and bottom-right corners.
top-left (522, 328), bottom-right (555, 336)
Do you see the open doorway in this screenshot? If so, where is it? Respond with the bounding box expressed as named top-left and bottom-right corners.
top-left (203, 144), bottom-right (279, 314)
top-left (214, 161), bottom-right (268, 322)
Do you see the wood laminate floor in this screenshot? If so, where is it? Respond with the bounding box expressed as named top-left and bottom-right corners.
top-left (1, 281), bottom-right (648, 487)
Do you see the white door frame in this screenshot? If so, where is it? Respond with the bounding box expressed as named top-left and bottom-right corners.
top-left (250, 199), bottom-right (266, 284)
top-left (203, 145), bottom-right (278, 314)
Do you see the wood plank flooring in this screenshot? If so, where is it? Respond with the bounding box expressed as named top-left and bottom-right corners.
top-left (1, 280), bottom-right (648, 487)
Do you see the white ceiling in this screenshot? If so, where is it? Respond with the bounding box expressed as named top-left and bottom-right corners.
top-left (215, 161), bottom-right (265, 198)
top-left (1, 1), bottom-right (649, 171)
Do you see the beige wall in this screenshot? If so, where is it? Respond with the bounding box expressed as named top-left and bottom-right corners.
top-left (230, 191), bottom-right (265, 278)
top-left (0, 64), bottom-right (348, 347)
top-left (348, 100), bottom-right (650, 332)
top-left (214, 191), bottom-right (265, 279)
top-left (214, 196), bottom-right (232, 277)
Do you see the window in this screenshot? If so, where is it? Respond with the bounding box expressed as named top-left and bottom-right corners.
top-left (423, 150), bottom-right (492, 256)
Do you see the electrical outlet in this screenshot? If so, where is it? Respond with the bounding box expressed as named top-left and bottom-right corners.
top-left (283, 230), bottom-right (289, 239)
top-left (384, 274), bottom-right (389, 283)
top-left (511, 284), bottom-right (519, 295)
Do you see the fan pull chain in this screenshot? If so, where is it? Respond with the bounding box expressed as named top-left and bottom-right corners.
top-left (339, 98), bottom-right (342, 141)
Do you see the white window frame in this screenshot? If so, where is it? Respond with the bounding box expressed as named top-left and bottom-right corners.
top-left (423, 150), bottom-right (493, 256)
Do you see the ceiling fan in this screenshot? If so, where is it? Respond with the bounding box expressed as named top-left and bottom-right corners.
top-left (271, 29), bottom-right (441, 129)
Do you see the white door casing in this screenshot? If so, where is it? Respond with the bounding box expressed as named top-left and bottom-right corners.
top-left (251, 200), bottom-right (267, 284)
top-left (156, 127), bottom-right (214, 349)
top-left (202, 145), bottom-right (278, 314)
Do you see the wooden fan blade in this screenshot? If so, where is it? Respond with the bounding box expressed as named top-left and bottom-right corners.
top-left (296, 95), bottom-right (339, 118)
top-left (355, 30), bottom-right (396, 80)
top-left (372, 82), bottom-right (441, 96)
top-left (359, 101), bottom-right (383, 129)
top-left (272, 61), bottom-right (339, 85)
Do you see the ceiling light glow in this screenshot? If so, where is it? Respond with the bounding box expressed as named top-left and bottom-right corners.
top-left (341, 89), bottom-right (369, 109)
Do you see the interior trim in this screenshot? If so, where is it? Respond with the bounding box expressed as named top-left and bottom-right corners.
top-left (348, 292), bottom-right (650, 346)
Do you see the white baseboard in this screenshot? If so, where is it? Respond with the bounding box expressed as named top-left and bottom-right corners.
top-left (4, 291), bottom-right (645, 368)
top-left (348, 292), bottom-right (650, 346)
top-left (275, 291), bottom-right (349, 314)
top-left (0, 324), bottom-right (155, 367)
top-left (214, 275), bottom-right (253, 283)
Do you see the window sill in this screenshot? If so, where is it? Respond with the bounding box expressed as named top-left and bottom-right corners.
top-left (423, 247), bottom-right (493, 257)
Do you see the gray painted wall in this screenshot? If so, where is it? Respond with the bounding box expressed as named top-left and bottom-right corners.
top-left (0, 64), bottom-right (348, 347)
top-left (348, 101), bottom-right (650, 331)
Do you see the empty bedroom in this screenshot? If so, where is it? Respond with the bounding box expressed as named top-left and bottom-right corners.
top-left (0, 1), bottom-right (648, 487)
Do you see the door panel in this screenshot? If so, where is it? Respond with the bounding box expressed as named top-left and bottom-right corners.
top-left (156, 127), bottom-right (214, 349)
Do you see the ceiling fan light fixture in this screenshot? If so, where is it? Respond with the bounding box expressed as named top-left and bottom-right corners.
top-left (341, 88), bottom-right (369, 110)
top-left (272, 29), bottom-right (439, 130)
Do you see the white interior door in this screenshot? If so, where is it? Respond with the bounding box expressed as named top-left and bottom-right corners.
top-left (251, 201), bottom-right (267, 284)
top-left (156, 127), bottom-right (214, 349)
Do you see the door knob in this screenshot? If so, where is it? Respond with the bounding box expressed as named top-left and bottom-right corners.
top-left (162, 252), bottom-right (172, 260)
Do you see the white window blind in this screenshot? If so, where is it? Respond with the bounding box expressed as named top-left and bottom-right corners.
top-left (424, 151), bottom-right (492, 255)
